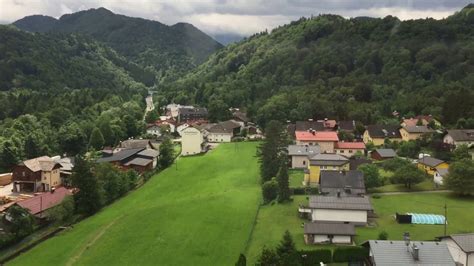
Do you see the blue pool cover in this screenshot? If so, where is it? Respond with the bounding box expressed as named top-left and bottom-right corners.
top-left (407, 213), bottom-right (446, 225)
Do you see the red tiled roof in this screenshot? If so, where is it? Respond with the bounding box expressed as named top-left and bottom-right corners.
top-left (295, 131), bottom-right (339, 142)
top-left (335, 142), bottom-right (366, 149)
top-left (16, 187), bottom-right (72, 215)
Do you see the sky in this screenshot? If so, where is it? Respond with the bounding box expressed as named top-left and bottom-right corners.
top-left (0, 0), bottom-right (472, 37)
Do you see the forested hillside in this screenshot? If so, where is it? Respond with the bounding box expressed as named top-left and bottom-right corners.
top-left (13, 8), bottom-right (223, 83)
top-left (0, 26), bottom-right (148, 171)
top-left (164, 5), bottom-right (474, 126)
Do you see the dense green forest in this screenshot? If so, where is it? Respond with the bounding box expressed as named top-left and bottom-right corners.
top-left (163, 5), bottom-right (474, 127)
top-left (13, 8), bottom-right (223, 84)
top-left (0, 26), bottom-right (148, 171)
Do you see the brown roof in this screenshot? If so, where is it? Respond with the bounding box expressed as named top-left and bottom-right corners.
top-left (16, 187), bottom-right (72, 216)
top-left (304, 222), bottom-right (356, 235)
top-left (418, 157), bottom-right (445, 168)
top-left (21, 156), bottom-right (60, 172)
top-left (402, 125), bottom-right (434, 134)
top-left (366, 125), bottom-right (401, 139)
top-left (446, 129), bottom-right (474, 142)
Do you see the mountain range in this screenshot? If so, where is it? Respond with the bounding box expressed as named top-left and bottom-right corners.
top-left (13, 8), bottom-right (223, 83)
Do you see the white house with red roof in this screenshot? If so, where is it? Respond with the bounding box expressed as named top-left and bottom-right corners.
top-left (334, 142), bottom-right (366, 157)
top-left (295, 131), bottom-right (339, 153)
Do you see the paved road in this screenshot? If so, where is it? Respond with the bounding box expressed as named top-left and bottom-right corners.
top-left (143, 95), bottom-right (154, 121)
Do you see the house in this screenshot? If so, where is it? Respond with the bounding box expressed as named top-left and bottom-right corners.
top-left (337, 120), bottom-right (356, 133)
top-left (10, 187), bottom-right (72, 219)
top-left (181, 126), bottom-right (204, 156)
top-left (363, 125), bottom-right (402, 146)
top-left (206, 120), bottom-right (241, 142)
top-left (295, 131), bottom-right (339, 153)
top-left (305, 195), bottom-right (372, 225)
top-left (399, 125), bottom-right (434, 141)
top-left (434, 168), bottom-right (449, 185)
top-left (319, 170), bottom-right (366, 196)
top-left (364, 240), bottom-right (455, 266)
top-left (439, 233), bottom-right (474, 266)
top-left (371, 149), bottom-right (396, 161)
top-left (334, 142), bottom-right (365, 157)
top-left (232, 111), bottom-right (249, 127)
top-left (97, 148), bottom-right (159, 174)
top-left (287, 120), bottom-right (325, 138)
top-left (118, 139), bottom-right (155, 150)
top-left (178, 107), bottom-right (208, 123)
top-left (165, 104), bottom-right (193, 118)
top-left (402, 115), bottom-right (441, 128)
top-left (317, 118), bottom-right (337, 131)
top-left (288, 145), bottom-right (320, 169)
top-left (417, 157), bottom-right (449, 175)
top-left (146, 125), bottom-right (163, 137)
top-left (12, 156), bottom-right (62, 193)
top-left (444, 129), bottom-right (474, 148)
top-left (52, 156), bottom-right (75, 187)
top-left (304, 222), bottom-right (355, 245)
top-left (305, 154), bottom-right (349, 184)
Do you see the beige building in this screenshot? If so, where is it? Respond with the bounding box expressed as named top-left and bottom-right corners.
top-left (12, 156), bottom-right (61, 192)
top-left (181, 126), bottom-right (204, 156)
top-left (399, 125), bottom-right (434, 141)
top-left (288, 145), bottom-right (320, 169)
top-left (440, 234), bottom-right (474, 266)
top-left (444, 129), bottom-right (474, 148)
top-left (363, 125), bottom-right (402, 146)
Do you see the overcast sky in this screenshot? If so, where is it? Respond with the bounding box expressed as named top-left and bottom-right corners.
top-left (0, 0), bottom-right (471, 36)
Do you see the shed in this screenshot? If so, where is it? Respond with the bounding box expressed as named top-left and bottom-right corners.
top-left (371, 149), bottom-right (396, 160)
top-left (304, 222), bottom-right (356, 245)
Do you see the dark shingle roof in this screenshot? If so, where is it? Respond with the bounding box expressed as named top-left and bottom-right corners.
top-left (366, 125), bottom-right (401, 139)
top-left (97, 148), bottom-right (144, 163)
top-left (446, 129), bottom-right (474, 141)
top-left (402, 125), bottom-right (434, 134)
top-left (374, 149), bottom-right (396, 158)
top-left (367, 240), bottom-right (455, 266)
top-left (287, 145), bottom-right (320, 156)
top-left (124, 157), bottom-right (153, 167)
top-left (338, 120), bottom-right (356, 131)
top-left (304, 222), bottom-right (355, 235)
top-left (319, 170), bottom-right (365, 195)
top-left (309, 196), bottom-right (372, 210)
top-left (179, 107), bottom-right (208, 116)
top-left (448, 234), bottom-right (474, 253)
top-left (137, 149), bottom-right (159, 158)
top-left (295, 121), bottom-right (325, 131)
top-left (418, 157), bottom-right (445, 168)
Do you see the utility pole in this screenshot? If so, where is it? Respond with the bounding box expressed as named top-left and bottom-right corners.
top-left (444, 203), bottom-right (447, 236)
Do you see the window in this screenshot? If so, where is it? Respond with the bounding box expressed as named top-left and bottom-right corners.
top-left (303, 161), bottom-right (306, 165)
top-left (349, 150), bottom-right (353, 153)
top-left (333, 166), bottom-right (337, 170)
top-left (22, 171), bottom-right (25, 177)
top-left (340, 150), bottom-right (344, 153)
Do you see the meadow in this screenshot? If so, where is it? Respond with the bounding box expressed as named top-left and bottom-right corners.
top-left (9, 142), bottom-right (261, 266)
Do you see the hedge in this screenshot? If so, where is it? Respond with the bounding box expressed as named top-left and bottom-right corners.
top-left (298, 249), bottom-right (332, 265)
top-left (332, 246), bottom-right (369, 262)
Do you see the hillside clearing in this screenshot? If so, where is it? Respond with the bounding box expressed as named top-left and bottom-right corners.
top-left (9, 142), bottom-right (260, 266)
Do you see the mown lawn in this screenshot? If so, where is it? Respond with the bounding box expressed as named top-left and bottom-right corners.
top-left (356, 192), bottom-right (474, 243)
top-left (9, 142), bottom-right (261, 266)
top-left (289, 169), bottom-right (305, 188)
top-left (369, 180), bottom-right (444, 193)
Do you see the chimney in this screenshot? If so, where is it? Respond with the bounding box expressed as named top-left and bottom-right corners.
top-left (411, 244), bottom-right (419, 260)
top-left (337, 190), bottom-right (341, 198)
top-left (312, 131), bottom-right (315, 136)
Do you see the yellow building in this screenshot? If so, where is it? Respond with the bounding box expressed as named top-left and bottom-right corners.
top-left (363, 125), bottom-right (402, 146)
top-left (417, 157), bottom-right (449, 175)
top-left (399, 126), bottom-right (434, 141)
top-left (304, 154), bottom-right (349, 185)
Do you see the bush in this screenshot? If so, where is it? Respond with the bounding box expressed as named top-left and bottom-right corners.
top-left (299, 249), bottom-right (332, 265)
top-left (381, 157), bottom-right (410, 172)
top-left (378, 231), bottom-right (389, 240)
top-left (332, 246), bottom-right (369, 262)
top-left (262, 178), bottom-right (278, 203)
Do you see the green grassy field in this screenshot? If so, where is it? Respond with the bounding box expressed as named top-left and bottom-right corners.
top-left (9, 142), bottom-right (261, 266)
top-left (289, 169), bottom-right (305, 187)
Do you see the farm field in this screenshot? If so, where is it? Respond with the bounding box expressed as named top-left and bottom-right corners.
top-left (9, 142), bottom-right (261, 266)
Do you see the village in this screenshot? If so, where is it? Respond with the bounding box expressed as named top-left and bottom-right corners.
top-left (0, 97), bottom-right (472, 265)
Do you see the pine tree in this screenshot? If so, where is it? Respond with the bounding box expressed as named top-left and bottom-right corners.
top-left (276, 158), bottom-right (291, 203)
top-left (89, 127), bottom-right (105, 150)
top-left (257, 120), bottom-right (287, 183)
top-left (159, 136), bottom-right (175, 168)
top-left (276, 231), bottom-right (300, 266)
top-left (235, 253), bottom-right (246, 266)
top-left (72, 156), bottom-right (104, 215)
top-left (256, 246), bottom-right (279, 266)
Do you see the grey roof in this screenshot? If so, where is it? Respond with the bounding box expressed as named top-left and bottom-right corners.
top-left (367, 240), bottom-right (455, 266)
top-left (418, 157), bottom-right (445, 168)
top-left (124, 157), bottom-right (153, 167)
top-left (402, 125), bottom-right (434, 134)
top-left (338, 120), bottom-right (356, 131)
top-left (366, 125), bottom-right (402, 139)
top-left (233, 111), bottom-right (249, 122)
top-left (119, 139), bottom-right (153, 149)
top-left (208, 120), bottom-right (241, 133)
top-left (137, 149), bottom-right (159, 158)
top-left (319, 170), bottom-right (366, 196)
top-left (287, 145), bottom-right (320, 156)
top-left (179, 107), bottom-right (208, 116)
top-left (295, 121), bottom-right (325, 131)
top-left (304, 222), bottom-right (355, 236)
top-left (374, 149), bottom-right (396, 158)
top-left (97, 148), bottom-right (144, 163)
top-left (309, 196), bottom-right (372, 211)
top-left (446, 129), bottom-right (474, 142)
top-left (309, 154), bottom-right (349, 166)
top-left (436, 168), bottom-right (449, 177)
top-left (443, 234), bottom-right (474, 253)
top-left (54, 157), bottom-right (75, 172)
